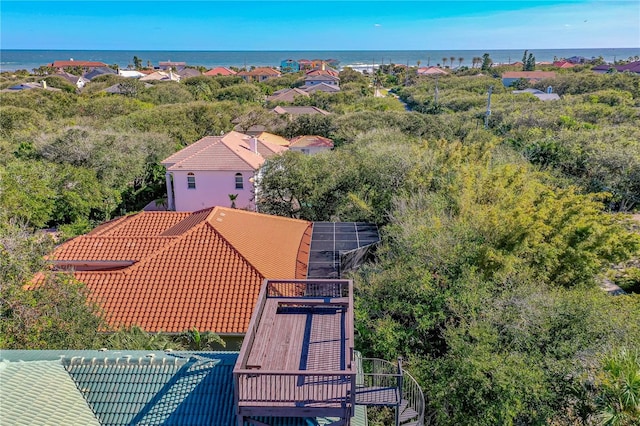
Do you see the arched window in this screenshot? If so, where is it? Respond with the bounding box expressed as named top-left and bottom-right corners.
top-left (235, 173), bottom-right (244, 189)
top-left (187, 173), bottom-right (196, 189)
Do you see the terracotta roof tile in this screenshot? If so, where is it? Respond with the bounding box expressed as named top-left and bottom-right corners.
top-left (49, 208), bottom-right (311, 334)
top-left (96, 212), bottom-right (192, 237)
top-left (163, 131), bottom-right (267, 172)
top-left (208, 207), bottom-right (312, 279)
top-left (257, 132), bottom-right (290, 147)
top-left (204, 66), bottom-right (237, 76)
top-left (289, 135), bottom-right (334, 149)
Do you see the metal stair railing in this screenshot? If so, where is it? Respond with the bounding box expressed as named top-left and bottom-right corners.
top-left (400, 367), bottom-right (425, 426)
top-left (356, 356), bottom-right (425, 426)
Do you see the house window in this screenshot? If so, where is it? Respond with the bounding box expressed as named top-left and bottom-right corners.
top-left (187, 173), bottom-right (196, 189)
top-left (235, 173), bottom-right (244, 189)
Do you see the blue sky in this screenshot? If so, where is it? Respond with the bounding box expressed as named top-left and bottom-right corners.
top-left (1, 1), bottom-right (638, 50)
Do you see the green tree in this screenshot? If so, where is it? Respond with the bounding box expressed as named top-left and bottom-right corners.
top-left (132, 55), bottom-right (142, 70)
top-left (103, 326), bottom-right (176, 350)
top-left (481, 53), bottom-right (493, 71)
top-left (177, 327), bottom-right (225, 350)
top-left (0, 160), bottom-right (56, 228)
top-left (0, 273), bottom-right (105, 349)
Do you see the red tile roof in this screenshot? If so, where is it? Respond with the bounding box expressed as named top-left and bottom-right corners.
top-left (162, 131), bottom-right (286, 172)
top-left (289, 135), bottom-right (334, 149)
top-left (204, 67), bottom-right (237, 76)
top-left (50, 207), bottom-right (312, 334)
top-left (237, 67), bottom-right (281, 77)
top-left (553, 61), bottom-right (575, 68)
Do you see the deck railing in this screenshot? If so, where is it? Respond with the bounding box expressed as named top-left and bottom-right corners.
top-left (234, 279), bottom-right (356, 423)
top-left (266, 279), bottom-right (350, 298)
top-left (235, 370), bottom-right (356, 408)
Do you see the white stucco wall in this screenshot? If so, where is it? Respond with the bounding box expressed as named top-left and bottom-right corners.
top-left (170, 170), bottom-right (256, 211)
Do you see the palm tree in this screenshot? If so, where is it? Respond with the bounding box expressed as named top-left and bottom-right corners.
top-left (450, 56), bottom-right (456, 68)
top-left (596, 349), bottom-right (640, 426)
top-left (442, 57), bottom-right (448, 68)
top-left (178, 328), bottom-right (225, 351)
top-left (105, 326), bottom-right (174, 350)
top-left (416, 60), bottom-right (421, 68)
top-left (458, 57), bottom-right (464, 68)
top-left (228, 194), bottom-right (238, 209)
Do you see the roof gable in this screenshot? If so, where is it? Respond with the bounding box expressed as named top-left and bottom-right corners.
top-left (49, 208), bottom-right (312, 333)
top-left (204, 66), bottom-right (237, 76)
top-left (163, 132), bottom-right (267, 172)
top-left (207, 207), bottom-right (312, 280)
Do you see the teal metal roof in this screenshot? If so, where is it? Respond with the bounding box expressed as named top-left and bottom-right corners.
top-left (0, 350), bottom-right (367, 426)
top-left (0, 359), bottom-right (100, 426)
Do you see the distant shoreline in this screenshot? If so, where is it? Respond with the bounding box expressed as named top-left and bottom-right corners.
top-left (2, 48), bottom-right (639, 72)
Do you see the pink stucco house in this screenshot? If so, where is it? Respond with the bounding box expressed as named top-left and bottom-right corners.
top-left (161, 131), bottom-right (287, 211)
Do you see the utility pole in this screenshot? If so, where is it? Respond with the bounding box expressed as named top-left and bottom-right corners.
top-left (484, 86), bottom-right (493, 129)
top-left (434, 76), bottom-right (439, 105)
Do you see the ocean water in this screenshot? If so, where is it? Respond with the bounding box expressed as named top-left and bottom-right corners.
top-left (1, 48), bottom-right (639, 72)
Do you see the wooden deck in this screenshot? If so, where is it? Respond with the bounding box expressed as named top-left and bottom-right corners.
top-left (245, 298), bottom-right (348, 371)
top-left (234, 280), bottom-right (356, 422)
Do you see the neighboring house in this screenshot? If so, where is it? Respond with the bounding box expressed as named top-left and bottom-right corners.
top-left (0, 81), bottom-right (61, 92)
top-left (266, 87), bottom-right (310, 102)
top-left (237, 67), bottom-right (281, 82)
top-left (103, 82), bottom-right (153, 94)
top-left (159, 60), bottom-right (186, 70)
top-left (204, 66), bottom-right (237, 76)
top-left (118, 69), bottom-right (146, 78)
top-left (567, 56), bottom-right (588, 64)
top-left (304, 73), bottom-right (340, 87)
top-left (512, 88), bottom-right (560, 101)
top-left (288, 135), bottom-right (334, 154)
top-left (83, 66), bottom-right (117, 80)
top-left (177, 67), bottom-right (202, 79)
top-left (553, 61), bottom-right (575, 68)
top-left (417, 66), bottom-right (448, 76)
top-left (49, 59), bottom-right (107, 71)
top-left (306, 66), bottom-right (339, 77)
top-left (304, 82), bottom-right (341, 94)
top-left (140, 70), bottom-right (181, 82)
top-left (53, 71), bottom-right (89, 88)
top-left (592, 60), bottom-right (640, 75)
top-left (272, 105), bottom-right (331, 116)
top-left (501, 71), bottom-right (556, 86)
top-left (297, 59), bottom-right (313, 70)
top-left (161, 131), bottom-right (287, 211)
top-left (256, 131), bottom-right (291, 147)
top-left (0, 349), bottom-right (370, 426)
top-left (280, 59), bottom-right (300, 73)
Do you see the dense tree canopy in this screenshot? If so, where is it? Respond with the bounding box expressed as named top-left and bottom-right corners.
top-left (1, 63), bottom-right (639, 424)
